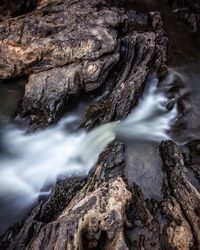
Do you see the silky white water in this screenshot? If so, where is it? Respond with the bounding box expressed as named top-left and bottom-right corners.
top-left (0, 74), bottom-right (177, 233)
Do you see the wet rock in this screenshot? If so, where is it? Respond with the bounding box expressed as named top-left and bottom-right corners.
top-left (9, 177), bottom-right (131, 250)
top-left (125, 140), bottom-right (200, 249)
top-left (0, 0), bottom-right (124, 79)
top-left (186, 140), bottom-right (200, 180)
top-left (160, 140), bottom-right (200, 247)
top-left (0, 177), bottom-right (87, 249)
top-left (83, 31), bottom-right (156, 128)
top-left (126, 184), bottom-right (161, 249)
top-left (39, 177), bottom-right (87, 223)
top-left (170, 0), bottom-right (200, 32)
top-left (0, 0), bottom-right (37, 17)
top-left (28, 177), bottom-right (131, 250)
top-left (0, 0), bottom-right (169, 128)
top-left (161, 196), bottom-right (194, 250)
top-left (17, 53), bottom-right (119, 127)
top-left (0, 203), bottom-right (44, 250)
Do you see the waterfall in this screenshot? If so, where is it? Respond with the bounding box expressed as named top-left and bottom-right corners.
top-left (0, 73), bottom-right (177, 233)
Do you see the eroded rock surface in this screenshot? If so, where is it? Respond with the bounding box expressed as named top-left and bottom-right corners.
top-left (29, 177), bottom-right (131, 249)
top-left (186, 140), bottom-right (200, 180)
top-left (0, 0), bottom-right (124, 79)
top-left (12, 6), bottom-right (167, 127)
top-left (160, 140), bottom-right (200, 248)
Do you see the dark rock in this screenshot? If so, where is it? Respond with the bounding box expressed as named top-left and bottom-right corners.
top-left (0, 0), bottom-right (37, 17)
top-left (0, 0), bottom-right (124, 79)
top-left (17, 53), bottom-right (119, 128)
top-left (0, 0), bottom-right (168, 128)
top-left (185, 140), bottom-right (200, 180)
top-left (0, 203), bottom-right (44, 250)
top-left (125, 140), bottom-right (200, 249)
top-left (169, 0), bottom-right (200, 32)
top-left (39, 177), bottom-right (87, 223)
top-left (28, 178), bottom-right (131, 250)
top-left (160, 140), bottom-right (200, 246)
top-left (126, 184), bottom-right (161, 249)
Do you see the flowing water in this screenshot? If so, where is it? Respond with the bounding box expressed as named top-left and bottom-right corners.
top-left (0, 0), bottom-right (200, 236)
top-left (0, 75), bottom-right (177, 234)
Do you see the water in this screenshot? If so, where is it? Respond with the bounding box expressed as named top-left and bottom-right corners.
top-left (0, 0), bottom-right (200, 236)
top-left (0, 75), bottom-right (177, 234)
top-left (122, 0), bottom-right (200, 200)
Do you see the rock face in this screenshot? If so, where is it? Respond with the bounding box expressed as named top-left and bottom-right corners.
top-left (160, 141), bottom-right (200, 248)
top-left (0, 0), bottom-right (37, 17)
top-left (170, 0), bottom-right (200, 32)
top-left (0, 0), bottom-right (123, 79)
top-left (29, 177), bottom-right (132, 249)
top-left (0, 0), bottom-right (200, 249)
top-left (0, 0), bottom-right (165, 127)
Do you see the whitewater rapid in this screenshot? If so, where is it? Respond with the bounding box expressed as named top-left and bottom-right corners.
top-left (0, 73), bottom-right (178, 232)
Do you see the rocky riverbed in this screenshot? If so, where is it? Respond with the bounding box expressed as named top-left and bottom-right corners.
top-left (0, 0), bottom-right (200, 249)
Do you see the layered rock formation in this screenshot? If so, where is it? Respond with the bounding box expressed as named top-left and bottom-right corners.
top-left (0, 0), bottom-right (200, 249)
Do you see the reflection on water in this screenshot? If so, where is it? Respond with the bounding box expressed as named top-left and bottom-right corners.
top-left (0, 79), bottom-right (24, 119)
top-left (125, 142), bottom-right (163, 200)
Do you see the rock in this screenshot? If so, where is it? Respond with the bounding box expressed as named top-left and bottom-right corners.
top-left (83, 31), bottom-right (156, 129)
top-left (0, 177), bottom-right (87, 249)
top-left (126, 184), bottom-right (161, 249)
top-left (160, 140), bottom-right (200, 247)
top-left (162, 196), bottom-right (194, 250)
top-left (0, 0), bottom-right (124, 79)
top-left (0, 0), bottom-right (168, 128)
top-left (0, 0), bottom-right (37, 17)
top-left (169, 0), bottom-right (200, 32)
top-left (17, 53), bottom-right (119, 127)
top-left (185, 140), bottom-right (200, 180)
top-left (126, 141), bottom-right (200, 249)
top-left (0, 203), bottom-right (43, 250)
top-left (28, 177), bottom-right (131, 249)
top-left (39, 177), bottom-right (87, 223)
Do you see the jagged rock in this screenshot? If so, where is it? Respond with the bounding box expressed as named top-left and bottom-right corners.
top-left (0, 0), bottom-right (169, 128)
top-left (83, 31), bottom-right (155, 128)
top-left (82, 12), bottom-right (168, 129)
top-left (162, 196), bottom-right (194, 250)
top-left (28, 177), bottom-right (131, 249)
top-left (169, 0), bottom-right (200, 32)
top-left (0, 0), bottom-right (37, 17)
top-left (0, 177), bottom-right (87, 249)
top-left (16, 53), bottom-right (119, 127)
top-left (160, 140), bottom-right (200, 247)
top-left (0, 0), bottom-right (125, 79)
top-left (185, 140), bottom-right (200, 180)
top-left (125, 141), bottom-right (200, 249)
top-left (126, 184), bottom-right (161, 249)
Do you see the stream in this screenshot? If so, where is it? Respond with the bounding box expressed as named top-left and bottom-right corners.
top-left (0, 0), bottom-right (200, 237)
